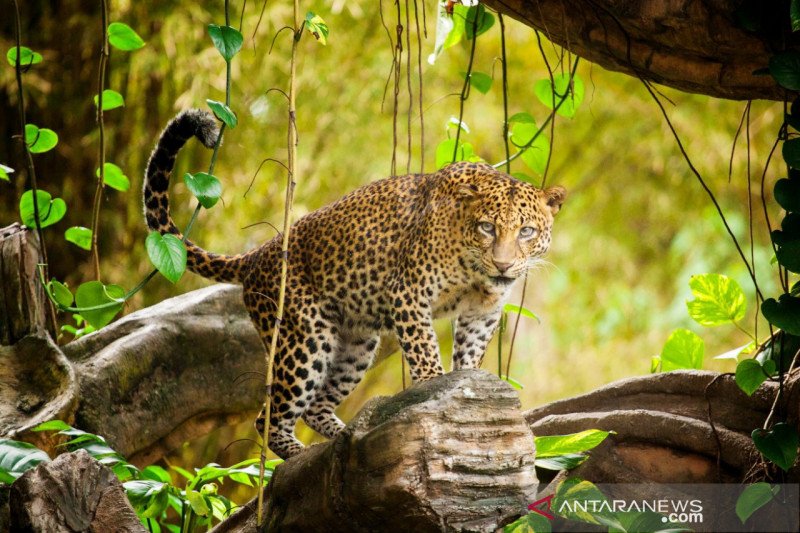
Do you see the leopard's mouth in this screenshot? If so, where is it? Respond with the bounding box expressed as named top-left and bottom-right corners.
top-left (490, 275), bottom-right (517, 285)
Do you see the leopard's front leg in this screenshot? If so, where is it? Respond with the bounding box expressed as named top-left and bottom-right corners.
top-left (452, 310), bottom-right (502, 370)
top-left (391, 286), bottom-right (444, 382)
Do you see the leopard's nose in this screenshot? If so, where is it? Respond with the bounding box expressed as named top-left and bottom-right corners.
top-left (493, 260), bottom-right (513, 273)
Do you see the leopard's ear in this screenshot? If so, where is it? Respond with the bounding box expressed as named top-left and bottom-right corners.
top-left (544, 185), bottom-right (566, 215)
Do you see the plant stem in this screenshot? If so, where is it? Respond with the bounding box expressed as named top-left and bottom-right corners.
top-left (499, 13), bottom-right (510, 173)
top-left (90, 0), bottom-right (110, 280)
top-left (452, 8), bottom-right (479, 163)
top-left (257, 0), bottom-right (300, 524)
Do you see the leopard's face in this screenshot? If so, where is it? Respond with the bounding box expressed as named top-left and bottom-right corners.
top-left (460, 175), bottom-right (565, 285)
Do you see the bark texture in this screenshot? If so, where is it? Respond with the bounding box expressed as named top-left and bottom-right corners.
top-left (8, 449), bottom-right (145, 532)
top-left (484, 0), bottom-right (797, 101)
top-left (213, 370), bottom-right (539, 533)
top-left (527, 370), bottom-right (800, 483)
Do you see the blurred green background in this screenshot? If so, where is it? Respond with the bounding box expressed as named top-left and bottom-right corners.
top-left (0, 0), bottom-right (785, 508)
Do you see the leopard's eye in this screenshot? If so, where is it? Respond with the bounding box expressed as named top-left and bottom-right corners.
top-left (519, 227), bottom-right (537, 239)
top-left (478, 221), bottom-right (495, 236)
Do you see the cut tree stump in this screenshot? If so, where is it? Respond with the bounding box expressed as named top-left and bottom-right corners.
top-left (8, 449), bottom-right (145, 532)
top-left (212, 370), bottom-right (539, 533)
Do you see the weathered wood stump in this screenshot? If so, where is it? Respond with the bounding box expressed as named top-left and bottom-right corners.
top-left (213, 370), bottom-right (539, 532)
top-left (8, 449), bottom-right (145, 532)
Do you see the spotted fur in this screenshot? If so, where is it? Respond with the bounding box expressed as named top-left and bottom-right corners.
top-left (144, 109), bottom-right (566, 459)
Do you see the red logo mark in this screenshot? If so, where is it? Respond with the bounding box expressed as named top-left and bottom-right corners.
top-left (527, 494), bottom-right (555, 520)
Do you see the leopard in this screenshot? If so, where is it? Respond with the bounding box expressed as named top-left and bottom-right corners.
top-left (143, 109), bottom-right (566, 459)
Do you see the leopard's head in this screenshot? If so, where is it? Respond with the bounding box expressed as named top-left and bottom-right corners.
top-left (448, 163), bottom-right (566, 285)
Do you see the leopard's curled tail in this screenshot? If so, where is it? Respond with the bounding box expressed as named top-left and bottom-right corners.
top-left (144, 109), bottom-right (253, 284)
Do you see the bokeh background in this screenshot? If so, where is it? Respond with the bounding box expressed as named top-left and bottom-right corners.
top-left (0, 0), bottom-right (785, 507)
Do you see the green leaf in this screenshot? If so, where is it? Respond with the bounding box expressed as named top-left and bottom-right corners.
top-left (107, 22), bottom-right (145, 51)
top-left (553, 478), bottom-right (610, 525)
top-left (19, 189), bottom-right (66, 229)
top-left (124, 479), bottom-right (169, 518)
top-left (735, 359), bottom-right (771, 396)
top-left (501, 375), bottom-right (523, 390)
top-left (435, 139), bottom-right (479, 169)
top-left (752, 423), bottom-right (799, 471)
top-left (146, 232), bottom-right (187, 283)
top-left (208, 24), bottom-right (243, 61)
top-left (32, 420), bottom-right (72, 433)
top-left (793, 0), bottom-right (800, 32)
top-left (466, 71), bottom-right (492, 94)
top-left (0, 439), bottom-right (49, 484)
top-left (535, 453), bottom-right (588, 471)
top-left (206, 99), bottom-right (237, 129)
top-left (183, 172), bottom-right (222, 209)
top-left (535, 429), bottom-right (612, 458)
top-left (511, 172), bottom-right (539, 186)
top-left (509, 112), bottom-right (536, 124)
top-left (520, 141), bottom-right (550, 175)
top-left (6, 46), bottom-right (43, 67)
top-left (736, 483), bottom-right (780, 523)
top-left (783, 138), bottom-right (800, 169)
top-left (686, 273), bottom-right (746, 327)
top-left (64, 226), bottom-right (92, 251)
top-left (503, 303), bottom-right (540, 322)
top-left (770, 52), bottom-right (800, 91)
top-left (93, 89), bottom-right (124, 111)
top-left (444, 4), bottom-right (468, 50)
top-left (96, 162), bottom-right (130, 191)
top-left (758, 332), bottom-right (800, 374)
top-left (47, 279), bottom-right (74, 308)
top-left (24, 124), bottom-right (58, 154)
top-left (186, 489), bottom-right (211, 516)
top-left (0, 163), bottom-right (13, 181)
top-left (142, 465), bottom-right (172, 483)
top-left (660, 328), bottom-right (704, 371)
top-left (534, 73), bottom-right (585, 118)
top-left (504, 512), bottom-right (552, 533)
top-left (761, 294), bottom-right (800, 335)
top-left (775, 178), bottom-right (800, 212)
top-left (75, 281), bottom-right (125, 329)
top-left (464, 5), bottom-right (495, 40)
top-left (305, 12), bottom-right (330, 45)
top-left (776, 239), bottom-right (800, 273)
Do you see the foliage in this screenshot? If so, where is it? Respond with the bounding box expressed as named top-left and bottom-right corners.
top-left (0, 421), bottom-right (277, 532)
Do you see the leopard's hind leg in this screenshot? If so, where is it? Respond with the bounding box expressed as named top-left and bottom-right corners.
top-left (302, 333), bottom-right (379, 439)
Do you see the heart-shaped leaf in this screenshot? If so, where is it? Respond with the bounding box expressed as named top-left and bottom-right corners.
top-left (6, 46), bottom-right (43, 68)
top-left (758, 332), bottom-right (800, 373)
top-left (74, 281), bottom-right (125, 329)
top-left (183, 172), bottom-right (222, 209)
top-left (206, 99), bottom-right (237, 128)
top-left (761, 294), bottom-right (800, 335)
top-left (24, 124), bottom-right (58, 154)
top-left (736, 482), bottom-right (779, 524)
top-left (735, 358), bottom-right (773, 396)
top-left (96, 162), bottom-right (130, 191)
top-left (686, 273), bottom-right (746, 326)
top-left (464, 4), bottom-right (495, 40)
top-left (770, 51), bottom-right (800, 91)
top-left (465, 71), bottom-right (492, 94)
top-left (305, 12), bottom-right (329, 45)
top-left (435, 139), bottom-right (478, 169)
top-left (19, 189), bottom-right (66, 229)
top-left (534, 73), bottom-right (585, 118)
top-left (47, 279), bottom-right (74, 308)
top-left (208, 24), bottom-right (243, 61)
top-left (660, 328), bottom-right (704, 371)
top-left (93, 89), bottom-right (124, 111)
top-left (108, 22), bottom-right (145, 51)
top-left (752, 423), bottom-right (799, 471)
top-left (774, 178), bottom-right (800, 212)
top-left (146, 232), bottom-right (187, 283)
top-left (64, 226), bottom-right (92, 251)
top-left (511, 172), bottom-right (540, 186)
top-left (0, 163), bottom-right (13, 181)
top-left (783, 138), bottom-right (800, 169)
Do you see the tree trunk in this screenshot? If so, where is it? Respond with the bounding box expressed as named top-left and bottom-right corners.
top-left (8, 449), bottom-right (145, 533)
top-left (213, 370), bottom-right (538, 533)
top-left (483, 0), bottom-right (796, 101)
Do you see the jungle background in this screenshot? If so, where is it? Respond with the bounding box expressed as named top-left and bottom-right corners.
top-left (0, 0), bottom-right (784, 508)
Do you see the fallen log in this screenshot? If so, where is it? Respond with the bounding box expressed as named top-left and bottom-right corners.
top-left (8, 449), bottom-right (145, 532)
top-left (213, 370), bottom-right (539, 532)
